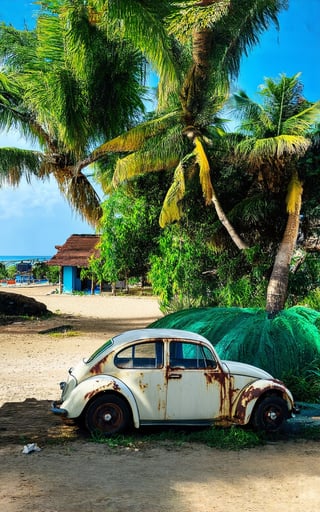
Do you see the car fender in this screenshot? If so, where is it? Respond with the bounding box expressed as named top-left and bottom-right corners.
top-left (232, 379), bottom-right (294, 425)
top-left (62, 375), bottom-right (140, 427)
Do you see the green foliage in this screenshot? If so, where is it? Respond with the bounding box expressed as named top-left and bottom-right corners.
top-left (148, 223), bottom-right (217, 313)
top-left (97, 174), bottom-right (164, 284)
top-left (0, 263), bottom-right (7, 279)
top-left (281, 357), bottom-right (320, 402)
top-left (32, 262), bottom-right (59, 283)
top-left (6, 265), bottom-right (17, 279)
top-left (287, 253), bottom-right (320, 306)
top-left (45, 265), bottom-right (60, 284)
top-left (32, 262), bottom-right (47, 279)
top-left (80, 256), bottom-right (104, 292)
top-left (297, 289), bottom-right (320, 310)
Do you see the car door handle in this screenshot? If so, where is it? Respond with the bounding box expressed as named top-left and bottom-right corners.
top-left (168, 373), bottom-right (182, 379)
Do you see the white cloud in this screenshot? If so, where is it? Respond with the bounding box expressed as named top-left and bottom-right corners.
top-left (0, 178), bottom-right (63, 220)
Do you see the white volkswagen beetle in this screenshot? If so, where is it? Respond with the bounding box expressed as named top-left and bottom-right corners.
top-left (52, 328), bottom-right (296, 434)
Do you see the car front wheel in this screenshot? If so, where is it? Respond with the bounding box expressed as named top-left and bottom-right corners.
top-left (85, 394), bottom-right (131, 436)
top-left (252, 396), bottom-right (288, 432)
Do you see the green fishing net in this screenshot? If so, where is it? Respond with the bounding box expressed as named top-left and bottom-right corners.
top-left (150, 306), bottom-right (320, 377)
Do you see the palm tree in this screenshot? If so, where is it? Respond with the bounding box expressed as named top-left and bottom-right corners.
top-left (233, 74), bottom-right (320, 315)
top-left (91, 0), bottom-right (287, 250)
top-left (0, 1), bottom-right (146, 225)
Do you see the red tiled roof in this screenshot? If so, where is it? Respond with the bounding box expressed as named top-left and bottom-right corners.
top-left (47, 234), bottom-right (100, 267)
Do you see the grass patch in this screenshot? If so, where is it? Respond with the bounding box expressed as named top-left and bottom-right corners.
top-left (49, 330), bottom-right (80, 338)
top-left (89, 426), bottom-right (263, 450)
top-left (88, 420), bottom-right (320, 450)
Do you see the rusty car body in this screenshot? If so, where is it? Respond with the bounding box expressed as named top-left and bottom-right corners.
top-left (52, 328), bottom-right (296, 435)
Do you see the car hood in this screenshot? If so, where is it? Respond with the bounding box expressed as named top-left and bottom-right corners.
top-left (222, 360), bottom-right (273, 380)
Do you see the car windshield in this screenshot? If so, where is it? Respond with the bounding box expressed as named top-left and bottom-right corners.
top-left (85, 338), bottom-right (114, 363)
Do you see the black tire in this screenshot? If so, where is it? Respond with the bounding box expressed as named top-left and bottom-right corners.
top-left (252, 396), bottom-right (288, 432)
top-left (85, 394), bottom-right (131, 436)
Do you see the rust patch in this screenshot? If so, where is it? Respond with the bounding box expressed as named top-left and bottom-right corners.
top-left (111, 380), bottom-right (121, 391)
top-left (157, 399), bottom-right (166, 412)
top-left (204, 368), bottom-right (230, 416)
top-left (84, 380), bottom-right (120, 400)
top-left (90, 352), bottom-right (113, 375)
top-left (235, 384), bottom-right (263, 421)
top-left (139, 380), bottom-right (148, 392)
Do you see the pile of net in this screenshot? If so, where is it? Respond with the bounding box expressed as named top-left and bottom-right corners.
top-left (150, 306), bottom-right (320, 378)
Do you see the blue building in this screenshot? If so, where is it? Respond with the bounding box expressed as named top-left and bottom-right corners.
top-left (48, 234), bottom-right (100, 294)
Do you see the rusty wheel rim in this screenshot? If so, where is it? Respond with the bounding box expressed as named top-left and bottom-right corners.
top-left (91, 402), bottom-right (124, 433)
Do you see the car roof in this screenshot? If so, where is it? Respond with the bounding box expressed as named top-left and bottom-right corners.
top-left (112, 328), bottom-right (210, 347)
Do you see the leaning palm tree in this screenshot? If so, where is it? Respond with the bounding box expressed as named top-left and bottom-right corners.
top-left (0, 1), bottom-right (146, 225)
top-left (233, 73), bottom-right (320, 315)
top-left (91, 0), bottom-right (287, 250)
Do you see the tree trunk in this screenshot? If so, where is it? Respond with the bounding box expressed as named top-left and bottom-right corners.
top-left (210, 192), bottom-right (248, 250)
top-left (266, 190), bottom-right (302, 317)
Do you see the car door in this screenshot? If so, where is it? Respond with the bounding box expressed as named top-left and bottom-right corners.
top-left (165, 340), bottom-right (228, 422)
top-left (114, 339), bottom-right (167, 421)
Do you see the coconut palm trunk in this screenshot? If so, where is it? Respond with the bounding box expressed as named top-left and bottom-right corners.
top-left (266, 177), bottom-right (303, 317)
top-left (210, 191), bottom-right (248, 250)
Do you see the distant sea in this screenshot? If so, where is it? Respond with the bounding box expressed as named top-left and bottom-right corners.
top-left (0, 255), bottom-right (52, 266)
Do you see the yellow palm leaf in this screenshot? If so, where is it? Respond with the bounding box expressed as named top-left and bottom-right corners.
top-left (286, 173), bottom-right (303, 214)
top-left (193, 136), bottom-right (213, 205)
top-left (159, 161), bottom-right (186, 228)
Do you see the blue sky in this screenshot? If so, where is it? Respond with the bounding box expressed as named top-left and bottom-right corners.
top-left (0, 0), bottom-right (319, 255)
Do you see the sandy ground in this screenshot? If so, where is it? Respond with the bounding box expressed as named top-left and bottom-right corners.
top-left (1, 285), bottom-right (320, 512)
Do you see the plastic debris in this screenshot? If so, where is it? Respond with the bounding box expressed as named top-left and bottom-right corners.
top-left (22, 443), bottom-right (41, 454)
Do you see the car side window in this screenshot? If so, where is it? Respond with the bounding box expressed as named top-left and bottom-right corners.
top-left (114, 341), bottom-right (164, 369)
top-left (170, 341), bottom-right (217, 369)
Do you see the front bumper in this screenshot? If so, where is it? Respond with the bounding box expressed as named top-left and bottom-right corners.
top-left (51, 400), bottom-right (67, 416)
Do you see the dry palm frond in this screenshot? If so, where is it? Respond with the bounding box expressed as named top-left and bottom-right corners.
top-left (159, 160), bottom-right (186, 228)
top-left (112, 151), bottom-right (179, 188)
top-left (193, 136), bottom-right (213, 205)
top-left (93, 111), bottom-right (180, 155)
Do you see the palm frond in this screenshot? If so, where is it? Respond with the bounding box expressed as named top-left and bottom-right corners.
top-left (94, 0), bottom-right (180, 105)
top-left (193, 136), bottom-right (213, 205)
top-left (112, 150), bottom-right (180, 188)
top-left (36, 10), bottom-right (64, 64)
top-left (231, 91), bottom-right (273, 134)
top-left (239, 135), bottom-right (311, 165)
top-left (0, 147), bottom-right (44, 185)
top-left (159, 160), bottom-right (186, 228)
top-left (53, 168), bottom-right (102, 226)
top-left (205, 0), bottom-right (287, 80)
top-left (283, 102), bottom-right (320, 135)
top-left (166, 1), bottom-right (230, 42)
top-left (93, 111), bottom-right (180, 156)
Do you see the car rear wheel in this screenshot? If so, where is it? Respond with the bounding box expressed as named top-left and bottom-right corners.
top-left (85, 394), bottom-right (131, 436)
top-left (252, 396), bottom-right (288, 432)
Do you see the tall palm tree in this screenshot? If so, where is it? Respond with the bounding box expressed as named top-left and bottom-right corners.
top-left (233, 74), bottom-right (320, 315)
top-left (91, 0), bottom-right (287, 250)
top-left (0, 0), bottom-right (146, 225)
